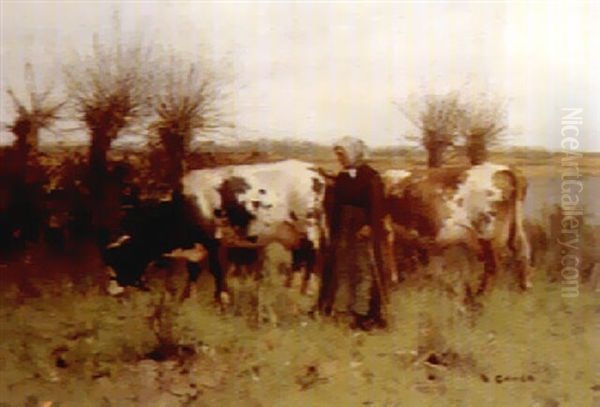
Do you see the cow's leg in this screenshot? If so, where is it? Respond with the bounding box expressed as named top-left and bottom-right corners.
top-left (477, 239), bottom-right (499, 295)
top-left (391, 223), bottom-right (430, 281)
top-left (318, 243), bottom-right (336, 316)
top-left (383, 217), bottom-right (400, 284)
top-left (182, 260), bottom-right (202, 301)
top-left (205, 240), bottom-right (229, 304)
top-left (254, 247), bottom-right (282, 326)
top-left (509, 214), bottom-right (533, 291)
top-left (505, 169), bottom-right (533, 290)
top-left (162, 259), bottom-right (179, 300)
top-left (289, 248), bottom-right (301, 288)
top-left (311, 239), bottom-right (328, 299)
top-left (257, 246), bottom-right (274, 325)
top-left (299, 240), bottom-right (316, 296)
top-left (233, 263), bottom-right (253, 318)
top-left (291, 246), bottom-right (304, 272)
top-left (428, 253), bottom-right (445, 286)
top-left (111, 262), bottom-right (145, 289)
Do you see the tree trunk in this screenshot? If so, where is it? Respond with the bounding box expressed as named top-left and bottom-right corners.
top-left (426, 144), bottom-right (445, 168)
top-left (14, 132), bottom-right (30, 181)
top-left (12, 122), bottom-right (38, 184)
top-left (10, 122), bottom-right (44, 243)
top-left (89, 129), bottom-right (111, 185)
top-left (88, 128), bottom-right (118, 245)
top-left (424, 131), bottom-right (448, 168)
top-left (467, 139), bottom-right (488, 166)
top-left (159, 129), bottom-right (185, 194)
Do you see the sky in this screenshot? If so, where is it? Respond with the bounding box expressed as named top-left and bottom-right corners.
top-left (1, 1), bottom-right (598, 151)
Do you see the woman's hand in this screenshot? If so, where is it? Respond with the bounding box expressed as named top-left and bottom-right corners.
top-left (357, 225), bottom-right (372, 239)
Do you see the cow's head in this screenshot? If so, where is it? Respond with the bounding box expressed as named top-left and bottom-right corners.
top-left (215, 176), bottom-right (284, 245)
top-left (240, 186), bottom-right (281, 239)
top-left (381, 169), bottom-right (412, 197)
top-left (102, 235), bottom-right (148, 289)
top-left (216, 176), bottom-right (256, 237)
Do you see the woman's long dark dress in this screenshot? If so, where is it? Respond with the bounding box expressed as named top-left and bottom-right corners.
top-left (321, 164), bottom-right (387, 318)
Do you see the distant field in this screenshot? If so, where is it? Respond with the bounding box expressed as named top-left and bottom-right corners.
top-left (31, 142), bottom-right (600, 175)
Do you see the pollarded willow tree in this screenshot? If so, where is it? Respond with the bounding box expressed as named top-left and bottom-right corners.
top-left (1, 64), bottom-right (64, 243)
top-left (401, 91), bottom-right (465, 168)
top-left (64, 34), bottom-right (155, 192)
top-left (400, 90), bottom-right (509, 167)
top-left (150, 56), bottom-right (232, 193)
top-left (461, 94), bottom-right (508, 165)
top-left (6, 63), bottom-right (64, 181)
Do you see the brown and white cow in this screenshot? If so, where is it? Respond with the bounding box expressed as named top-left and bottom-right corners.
top-left (382, 162), bottom-right (532, 295)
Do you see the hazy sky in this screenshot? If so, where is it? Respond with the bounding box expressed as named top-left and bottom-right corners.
top-left (1, 1), bottom-right (598, 150)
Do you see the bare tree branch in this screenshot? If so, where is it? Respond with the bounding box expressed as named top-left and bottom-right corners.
top-left (63, 32), bottom-right (157, 187)
top-left (149, 53), bottom-right (232, 190)
top-left (398, 91), bottom-right (464, 167)
top-left (398, 90), bottom-right (510, 166)
top-left (460, 93), bottom-right (508, 164)
top-left (64, 38), bottom-right (155, 136)
top-left (4, 64), bottom-right (64, 183)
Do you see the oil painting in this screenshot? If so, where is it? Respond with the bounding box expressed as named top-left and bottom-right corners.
top-left (0, 2), bottom-right (598, 406)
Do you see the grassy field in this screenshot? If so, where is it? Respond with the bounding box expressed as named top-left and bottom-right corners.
top-left (0, 244), bottom-right (597, 406)
top-left (1, 148), bottom-right (598, 406)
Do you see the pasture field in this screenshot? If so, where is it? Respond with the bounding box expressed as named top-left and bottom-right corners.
top-left (1, 149), bottom-right (598, 406)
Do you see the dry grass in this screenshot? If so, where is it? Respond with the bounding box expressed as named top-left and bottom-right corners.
top-left (0, 205), bottom-right (598, 406)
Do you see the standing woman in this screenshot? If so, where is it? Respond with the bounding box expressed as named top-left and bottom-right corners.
top-left (321, 136), bottom-right (388, 330)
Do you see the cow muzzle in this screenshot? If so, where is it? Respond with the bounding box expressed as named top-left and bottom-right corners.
top-left (105, 266), bottom-right (125, 295)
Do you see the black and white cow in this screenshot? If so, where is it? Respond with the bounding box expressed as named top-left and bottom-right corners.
top-left (103, 159), bottom-right (329, 302)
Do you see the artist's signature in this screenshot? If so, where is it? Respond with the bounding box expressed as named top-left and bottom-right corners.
top-left (480, 373), bottom-right (535, 383)
top-left (493, 374), bottom-right (535, 384)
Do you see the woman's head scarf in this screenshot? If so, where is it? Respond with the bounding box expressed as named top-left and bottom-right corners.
top-left (333, 136), bottom-right (367, 168)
